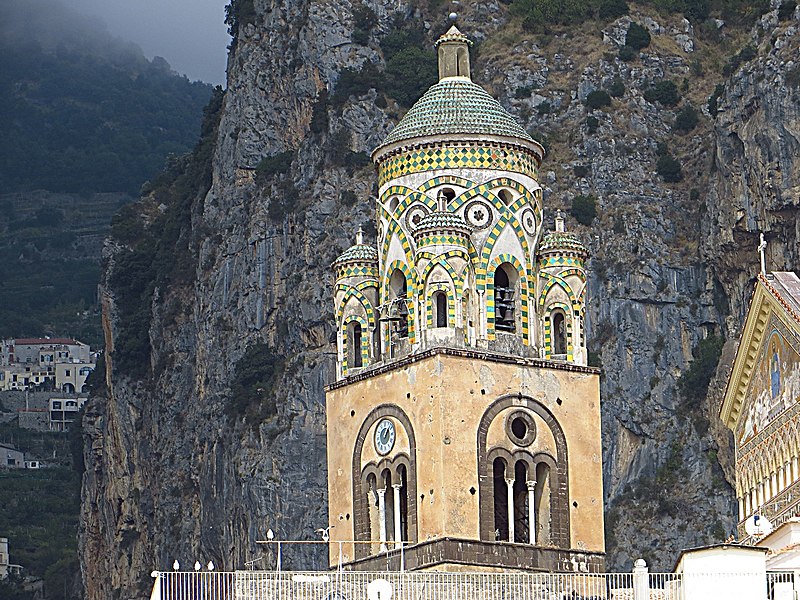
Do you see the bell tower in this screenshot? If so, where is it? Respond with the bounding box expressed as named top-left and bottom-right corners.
top-left (326, 26), bottom-right (603, 573)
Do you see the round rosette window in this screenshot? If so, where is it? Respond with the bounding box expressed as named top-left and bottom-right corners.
top-left (464, 200), bottom-right (492, 230)
top-left (520, 207), bottom-right (537, 237)
top-left (406, 205), bottom-right (429, 231)
top-left (506, 410), bottom-right (536, 446)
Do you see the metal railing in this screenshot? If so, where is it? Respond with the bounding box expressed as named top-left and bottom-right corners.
top-left (150, 570), bottom-right (785, 600)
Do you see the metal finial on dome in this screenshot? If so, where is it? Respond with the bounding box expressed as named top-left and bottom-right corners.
top-left (448, 11), bottom-right (458, 21)
top-left (356, 226), bottom-right (365, 246)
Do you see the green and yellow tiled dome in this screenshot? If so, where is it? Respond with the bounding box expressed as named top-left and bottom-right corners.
top-left (539, 231), bottom-right (587, 256)
top-left (379, 79), bottom-right (535, 149)
top-left (412, 210), bottom-right (471, 237)
top-left (333, 243), bottom-right (379, 265)
top-left (332, 227), bottom-right (379, 279)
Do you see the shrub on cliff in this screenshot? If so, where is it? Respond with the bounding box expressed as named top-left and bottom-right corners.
top-left (385, 46), bottom-right (437, 107)
top-left (351, 4), bottom-right (378, 45)
top-left (255, 151), bottom-right (293, 183)
top-left (644, 80), bottom-right (680, 106)
top-left (571, 194), bottom-right (598, 226)
top-left (673, 105), bottom-right (699, 133)
top-left (585, 89), bottom-right (612, 109)
top-left (779, 0), bottom-right (797, 20)
top-left (625, 22), bottom-right (651, 50)
top-left (678, 335), bottom-right (724, 410)
top-left (227, 342), bottom-right (284, 426)
top-left (656, 153), bottom-right (683, 182)
top-left (510, 0), bottom-right (628, 31)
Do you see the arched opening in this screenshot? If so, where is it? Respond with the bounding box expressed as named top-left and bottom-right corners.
top-left (493, 264), bottom-right (517, 333)
top-left (366, 473), bottom-right (379, 551)
top-left (62, 383), bottom-right (75, 393)
top-left (492, 458), bottom-right (509, 541)
top-left (389, 196), bottom-right (400, 214)
top-left (389, 269), bottom-right (409, 339)
top-left (513, 460), bottom-right (529, 543)
top-left (397, 464), bottom-right (409, 543)
top-left (498, 189), bottom-right (513, 206)
top-left (455, 46), bottom-right (470, 78)
top-left (434, 291), bottom-right (448, 328)
top-left (440, 188), bottom-right (456, 202)
top-left (347, 321), bottom-right (363, 368)
top-left (535, 462), bottom-right (552, 545)
top-left (383, 470), bottom-right (395, 547)
top-left (551, 311), bottom-right (566, 356)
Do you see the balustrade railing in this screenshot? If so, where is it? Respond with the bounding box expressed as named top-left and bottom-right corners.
top-left (150, 570), bottom-right (783, 600)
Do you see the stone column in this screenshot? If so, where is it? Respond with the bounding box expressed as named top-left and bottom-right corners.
top-left (505, 477), bottom-right (515, 543)
top-left (787, 460), bottom-right (794, 487)
top-left (757, 482), bottom-right (764, 507)
top-left (772, 471), bottom-right (779, 498)
top-left (527, 480), bottom-right (537, 545)
top-left (478, 289), bottom-right (486, 338)
top-left (392, 483), bottom-right (403, 548)
top-left (633, 559), bottom-right (649, 600)
top-left (377, 488), bottom-right (387, 552)
top-left (738, 496), bottom-right (744, 522)
top-left (793, 456), bottom-right (799, 482)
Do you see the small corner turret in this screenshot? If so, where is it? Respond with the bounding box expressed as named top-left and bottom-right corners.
top-left (536, 210), bottom-right (590, 365)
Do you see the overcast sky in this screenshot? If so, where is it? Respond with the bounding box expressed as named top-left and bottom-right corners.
top-left (60, 0), bottom-right (230, 84)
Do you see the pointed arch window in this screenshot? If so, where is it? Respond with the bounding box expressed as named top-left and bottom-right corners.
top-left (389, 269), bottom-right (409, 339)
top-left (551, 311), bottom-right (566, 356)
top-left (434, 291), bottom-right (448, 328)
top-left (347, 321), bottom-right (363, 368)
top-left (493, 264), bottom-right (517, 333)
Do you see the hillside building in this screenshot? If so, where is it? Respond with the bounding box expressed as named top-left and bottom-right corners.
top-left (0, 337), bottom-right (95, 392)
top-left (0, 443), bottom-right (24, 469)
top-left (0, 537), bottom-right (23, 578)
top-left (325, 26), bottom-right (603, 573)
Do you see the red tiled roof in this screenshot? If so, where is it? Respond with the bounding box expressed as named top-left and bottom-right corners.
top-left (14, 338), bottom-right (80, 345)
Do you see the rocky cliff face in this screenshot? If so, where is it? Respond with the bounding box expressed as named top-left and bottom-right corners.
top-left (79, 2), bottom-right (800, 597)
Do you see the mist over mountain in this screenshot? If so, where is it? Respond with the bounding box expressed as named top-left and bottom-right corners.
top-left (0, 0), bottom-right (214, 195)
top-left (0, 0), bottom-right (215, 342)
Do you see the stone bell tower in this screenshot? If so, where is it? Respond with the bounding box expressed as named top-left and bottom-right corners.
top-left (326, 25), bottom-right (604, 573)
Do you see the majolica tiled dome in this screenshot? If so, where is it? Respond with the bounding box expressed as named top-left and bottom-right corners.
top-left (333, 243), bottom-right (378, 266)
top-left (539, 231), bottom-right (587, 256)
top-left (413, 210), bottom-right (471, 238)
top-left (380, 78), bottom-right (535, 148)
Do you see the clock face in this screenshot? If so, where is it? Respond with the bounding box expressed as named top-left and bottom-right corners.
top-left (374, 419), bottom-right (396, 456)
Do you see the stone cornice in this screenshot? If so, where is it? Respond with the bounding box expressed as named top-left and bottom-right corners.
top-left (326, 346), bottom-right (600, 391)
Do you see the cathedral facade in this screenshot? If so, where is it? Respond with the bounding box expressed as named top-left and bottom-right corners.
top-left (720, 271), bottom-right (800, 541)
top-left (325, 26), bottom-right (604, 573)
